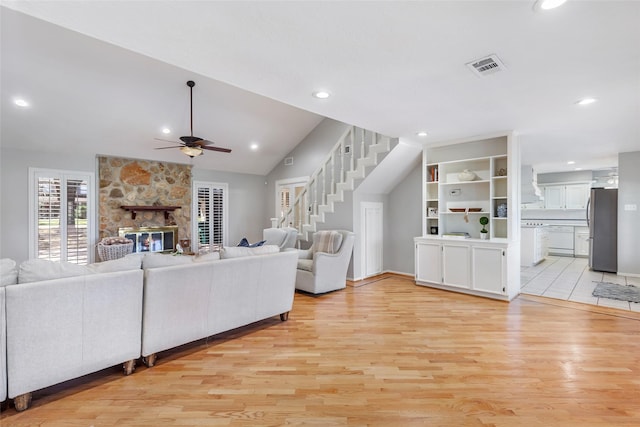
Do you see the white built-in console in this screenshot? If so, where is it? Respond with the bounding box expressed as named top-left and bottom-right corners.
top-left (415, 133), bottom-right (521, 301)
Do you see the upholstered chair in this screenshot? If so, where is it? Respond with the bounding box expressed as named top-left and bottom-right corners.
top-left (263, 227), bottom-right (298, 251)
top-left (295, 230), bottom-right (355, 294)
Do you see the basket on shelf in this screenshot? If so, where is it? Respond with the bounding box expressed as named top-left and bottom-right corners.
top-left (97, 237), bottom-right (134, 261)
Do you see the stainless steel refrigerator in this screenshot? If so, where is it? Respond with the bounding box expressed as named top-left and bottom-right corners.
top-left (587, 188), bottom-right (617, 273)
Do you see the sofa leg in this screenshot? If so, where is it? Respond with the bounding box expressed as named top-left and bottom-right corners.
top-left (142, 353), bottom-right (157, 368)
top-left (123, 359), bottom-right (136, 376)
top-left (280, 311), bottom-right (290, 321)
top-left (14, 393), bottom-right (32, 412)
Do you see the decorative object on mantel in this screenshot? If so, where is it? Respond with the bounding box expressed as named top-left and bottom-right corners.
top-left (479, 216), bottom-right (489, 239)
top-left (457, 169), bottom-right (477, 181)
top-left (153, 80), bottom-right (232, 157)
top-left (120, 205), bottom-right (180, 220)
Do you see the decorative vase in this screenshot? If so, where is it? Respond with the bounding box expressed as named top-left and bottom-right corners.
top-left (497, 203), bottom-right (507, 218)
top-left (457, 169), bottom-right (476, 181)
top-left (480, 233), bottom-right (488, 240)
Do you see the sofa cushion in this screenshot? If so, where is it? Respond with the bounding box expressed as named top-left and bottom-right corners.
top-left (193, 251), bottom-right (221, 263)
top-left (18, 259), bottom-right (92, 284)
top-left (297, 259), bottom-right (313, 272)
top-left (1, 258), bottom-right (18, 286)
top-left (87, 253), bottom-right (143, 274)
top-left (312, 231), bottom-right (343, 254)
top-left (220, 245), bottom-right (279, 259)
top-left (142, 253), bottom-right (195, 269)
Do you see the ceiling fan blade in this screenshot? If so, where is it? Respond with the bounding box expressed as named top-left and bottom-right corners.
top-left (154, 146), bottom-right (180, 150)
top-left (154, 137), bottom-right (181, 144)
top-left (202, 145), bottom-right (232, 153)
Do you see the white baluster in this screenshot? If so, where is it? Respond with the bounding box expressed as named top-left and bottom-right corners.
top-left (350, 126), bottom-right (355, 173)
top-left (361, 128), bottom-right (366, 161)
top-left (331, 149), bottom-right (336, 195)
top-left (340, 136), bottom-right (345, 183)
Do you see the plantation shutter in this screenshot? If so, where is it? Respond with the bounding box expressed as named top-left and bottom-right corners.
top-left (31, 169), bottom-right (94, 264)
top-left (193, 181), bottom-right (228, 251)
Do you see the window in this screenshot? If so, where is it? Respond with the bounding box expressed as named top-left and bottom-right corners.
top-left (29, 168), bottom-right (95, 264)
top-left (192, 181), bottom-right (228, 251)
top-left (275, 177), bottom-right (308, 229)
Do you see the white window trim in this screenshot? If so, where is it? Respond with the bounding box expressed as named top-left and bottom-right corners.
top-left (28, 167), bottom-right (96, 263)
top-left (192, 181), bottom-right (229, 250)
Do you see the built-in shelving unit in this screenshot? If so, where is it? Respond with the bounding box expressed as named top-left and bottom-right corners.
top-left (416, 133), bottom-right (521, 301)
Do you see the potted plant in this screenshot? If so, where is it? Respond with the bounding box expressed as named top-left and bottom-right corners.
top-left (479, 216), bottom-right (489, 239)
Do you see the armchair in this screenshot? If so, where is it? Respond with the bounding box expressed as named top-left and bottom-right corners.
top-left (296, 230), bottom-right (355, 294)
top-left (263, 227), bottom-right (298, 251)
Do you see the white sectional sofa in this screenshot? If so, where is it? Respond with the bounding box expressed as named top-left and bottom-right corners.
top-left (140, 248), bottom-right (298, 366)
top-left (5, 266), bottom-right (144, 411)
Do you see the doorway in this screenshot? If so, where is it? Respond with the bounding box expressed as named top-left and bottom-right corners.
top-left (361, 202), bottom-right (383, 278)
top-left (275, 176), bottom-right (308, 229)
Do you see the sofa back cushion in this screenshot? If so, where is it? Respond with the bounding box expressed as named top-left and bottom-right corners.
top-left (18, 259), bottom-right (92, 284)
top-left (142, 253), bottom-right (195, 269)
top-left (1, 258), bottom-right (18, 286)
top-left (312, 231), bottom-right (343, 254)
top-left (87, 253), bottom-right (143, 274)
top-left (220, 245), bottom-right (279, 259)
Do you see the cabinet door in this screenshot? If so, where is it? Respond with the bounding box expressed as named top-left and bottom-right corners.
top-left (544, 186), bottom-right (565, 209)
top-left (565, 184), bottom-right (590, 209)
top-left (472, 246), bottom-right (505, 294)
top-left (416, 242), bottom-right (441, 284)
top-left (574, 227), bottom-right (590, 256)
top-left (442, 244), bottom-right (470, 288)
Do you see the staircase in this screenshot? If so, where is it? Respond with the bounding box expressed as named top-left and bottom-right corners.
top-left (277, 125), bottom-right (397, 240)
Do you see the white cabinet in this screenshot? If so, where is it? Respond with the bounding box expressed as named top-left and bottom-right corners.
top-left (574, 226), bottom-right (590, 257)
top-left (415, 237), bottom-right (515, 300)
top-left (472, 245), bottom-right (505, 294)
top-left (415, 241), bottom-right (441, 283)
top-left (442, 243), bottom-right (470, 288)
top-left (521, 227), bottom-right (548, 266)
top-left (543, 184), bottom-right (590, 209)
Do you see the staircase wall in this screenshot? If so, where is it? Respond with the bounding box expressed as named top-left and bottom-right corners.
top-left (264, 118), bottom-right (352, 230)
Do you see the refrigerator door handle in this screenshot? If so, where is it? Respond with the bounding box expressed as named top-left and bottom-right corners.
top-left (586, 197), bottom-right (591, 228)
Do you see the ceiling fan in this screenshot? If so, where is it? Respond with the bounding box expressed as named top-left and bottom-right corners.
top-left (155, 80), bottom-right (232, 157)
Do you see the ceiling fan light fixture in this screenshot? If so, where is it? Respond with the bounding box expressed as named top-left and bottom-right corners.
top-left (180, 146), bottom-right (203, 157)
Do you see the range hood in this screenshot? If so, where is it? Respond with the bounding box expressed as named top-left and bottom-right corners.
top-left (521, 165), bottom-right (543, 204)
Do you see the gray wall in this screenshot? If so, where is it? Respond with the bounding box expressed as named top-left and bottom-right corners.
top-left (617, 151), bottom-right (640, 276)
top-left (386, 163), bottom-right (422, 275)
top-left (538, 170), bottom-right (593, 184)
top-left (0, 147), bottom-right (96, 263)
top-left (192, 168), bottom-right (267, 247)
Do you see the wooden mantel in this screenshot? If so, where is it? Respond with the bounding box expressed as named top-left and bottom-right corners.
top-left (120, 205), bottom-right (181, 220)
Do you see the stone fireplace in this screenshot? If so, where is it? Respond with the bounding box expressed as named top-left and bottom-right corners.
top-left (98, 156), bottom-right (192, 245)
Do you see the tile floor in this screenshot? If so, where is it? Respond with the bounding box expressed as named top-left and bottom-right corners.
top-left (520, 255), bottom-right (640, 312)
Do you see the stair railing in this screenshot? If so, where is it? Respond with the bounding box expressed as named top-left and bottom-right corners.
top-left (278, 126), bottom-right (383, 233)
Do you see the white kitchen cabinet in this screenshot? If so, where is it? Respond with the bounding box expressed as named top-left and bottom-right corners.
top-left (442, 243), bottom-right (470, 288)
top-left (415, 241), bottom-right (441, 283)
top-left (543, 184), bottom-right (590, 209)
top-left (472, 245), bottom-right (505, 294)
top-left (415, 237), bottom-right (517, 300)
top-left (521, 226), bottom-right (548, 266)
top-left (574, 226), bottom-right (590, 257)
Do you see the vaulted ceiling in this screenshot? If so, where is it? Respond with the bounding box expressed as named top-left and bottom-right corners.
top-left (2, 1), bottom-right (639, 175)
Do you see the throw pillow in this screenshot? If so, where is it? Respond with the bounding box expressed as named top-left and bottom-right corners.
top-left (0, 258), bottom-right (18, 286)
top-left (220, 245), bottom-right (279, 259)
top-left (312, 231), bottom-right (343, 254)
top-left (18, 259), bottom-right (92, 284)
top-left (237, 238), bottom-right (267, 248)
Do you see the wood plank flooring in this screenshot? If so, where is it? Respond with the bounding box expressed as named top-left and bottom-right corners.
top-left (2, 274), bottom-right (640, 426)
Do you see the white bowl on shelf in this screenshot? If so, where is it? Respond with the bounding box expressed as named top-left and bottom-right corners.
top-left (457, 169), bottom-right (476, 181)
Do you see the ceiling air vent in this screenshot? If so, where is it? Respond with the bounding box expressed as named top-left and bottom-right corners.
top-left (466, 54), bottom-right (506, 77)
top-left (284, 157), bottom-right (294, 166)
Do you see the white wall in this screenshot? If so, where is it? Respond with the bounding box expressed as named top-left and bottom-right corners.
top-left (0, 147), bottom-right (96, 263)
top-left (617, 151), bottom-right (640, 276)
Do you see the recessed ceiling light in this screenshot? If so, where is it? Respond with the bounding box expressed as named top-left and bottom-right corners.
top-left (250, 143), bottom-right (259, 151)
top-left (162, 128), bottom-right (171, 134)
top-left (567, 161), bottom-right (575, 165)
top-left (312, 91), bottom-right (331, 99)
top-left (533, 0), bottom-right (567, 11)
top-left (576, 97), bottom-right (597, 106)
top-left (14, 99), bottom-right (29, 107)
top-left (416, 131), bottom-right (429, 137)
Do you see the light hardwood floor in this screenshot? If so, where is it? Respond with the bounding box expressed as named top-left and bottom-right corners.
top-left (2, 274), bottom-right (639, 426)
top-left (521, 256), bottom-right (640, 312)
